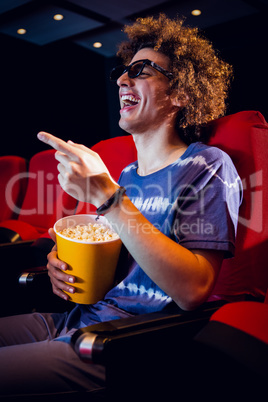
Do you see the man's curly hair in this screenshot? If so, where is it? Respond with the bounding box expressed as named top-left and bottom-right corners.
top-left (117, 14), bottom-right (233, 143)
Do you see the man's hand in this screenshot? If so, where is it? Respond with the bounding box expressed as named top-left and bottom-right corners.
top-left (37, 132), bottom-right (118, 207)
top-left (47, 228), bottom-right (76, 301)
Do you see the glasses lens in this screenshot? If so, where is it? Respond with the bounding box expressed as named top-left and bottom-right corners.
top-left (110, 61), bottom-right (147, 81)
top-left (110, 65), bottom-right (126, 81)
top-left (128, 62), bottom-right (144, 78)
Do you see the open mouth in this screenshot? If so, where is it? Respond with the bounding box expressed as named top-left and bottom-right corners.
top-left (121, 95), bottom-right (140, 107)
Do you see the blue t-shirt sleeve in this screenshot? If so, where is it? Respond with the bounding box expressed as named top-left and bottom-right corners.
top-left (172, 149), bottom-right (242, 257)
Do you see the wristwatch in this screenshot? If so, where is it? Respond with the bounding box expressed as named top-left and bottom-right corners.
top-left (95, 186), bottom-right (126, 220)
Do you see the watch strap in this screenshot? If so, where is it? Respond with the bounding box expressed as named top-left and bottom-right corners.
top-left (95, 186), bottom-right (126, 220)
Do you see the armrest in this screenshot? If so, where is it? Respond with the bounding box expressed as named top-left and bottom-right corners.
top-left (71, 300), bottom-right (226, 396)
top-left (0, 237), bottom-right (56, 316)
top-left (17, 266), bottom-right (73, 315)
top-left (18, 266), bottom-right (49, 286)
top-left (72, 300), bottom-right (226, 365)
top-left (0, 227), bottom-right (22, 243)
top-left (0, 238), bottom-right (34, 249)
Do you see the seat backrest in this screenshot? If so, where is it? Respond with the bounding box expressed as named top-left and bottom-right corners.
top-left (206, 111), bottom-right (268, 301)
top-left (209, 301), bottom-right (268, 344)
top-left (18, 150), bottom-right (77, 233)
top-left (0, 155), bottom-right (28, 221)
top-left (75, 135), bottom-right (137, 214)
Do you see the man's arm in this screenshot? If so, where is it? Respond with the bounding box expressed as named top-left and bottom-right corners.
top-left (106, 195), bottom-right (223, 311)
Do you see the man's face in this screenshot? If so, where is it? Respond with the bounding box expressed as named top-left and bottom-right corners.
top-left (117, 48), bottom-right (177, 135)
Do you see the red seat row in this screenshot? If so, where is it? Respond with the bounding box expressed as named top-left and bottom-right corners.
top-left (0, 135), bottom-right (137, 242)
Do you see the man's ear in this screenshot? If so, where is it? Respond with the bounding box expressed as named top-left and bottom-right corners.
top-left (171, 91), bottom-right (189, 108)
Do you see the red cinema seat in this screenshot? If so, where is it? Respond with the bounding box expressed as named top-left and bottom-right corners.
top-left (194, 299), bottom-right (268, 397)
top-left (206, 111), bottom-right (268, 302)
top-left (0, 155), bottom-right (27, 222)
top-left (0, 150), bottom-right (78, 241)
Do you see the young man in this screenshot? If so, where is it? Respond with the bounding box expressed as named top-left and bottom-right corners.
top-left (0, 14), bottom-right (241, 396)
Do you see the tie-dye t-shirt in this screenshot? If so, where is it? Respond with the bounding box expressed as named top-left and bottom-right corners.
top-left (58, 142), bottom-right (242, 339)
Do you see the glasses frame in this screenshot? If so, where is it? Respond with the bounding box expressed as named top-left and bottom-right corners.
top-left (110, 59), bottom-right (173, 82)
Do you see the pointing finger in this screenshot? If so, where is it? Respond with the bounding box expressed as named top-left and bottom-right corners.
top-left (37, 132), bottom-right (78, 159)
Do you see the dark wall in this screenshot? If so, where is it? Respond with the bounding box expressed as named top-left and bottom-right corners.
top-left (204, 12), bottom-right (267, 119)
top-left (1, 34), bottom-right (109, 160)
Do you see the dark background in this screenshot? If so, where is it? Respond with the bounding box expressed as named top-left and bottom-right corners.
top-left (1, 5), bottom-right (267, 160)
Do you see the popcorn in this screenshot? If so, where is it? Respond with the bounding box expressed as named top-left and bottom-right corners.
top-left (58, 222), bottom-right (119, 242)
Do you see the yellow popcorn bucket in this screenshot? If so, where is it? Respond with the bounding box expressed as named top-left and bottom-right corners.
top-left (54, 214), bottom-right (122, 304)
